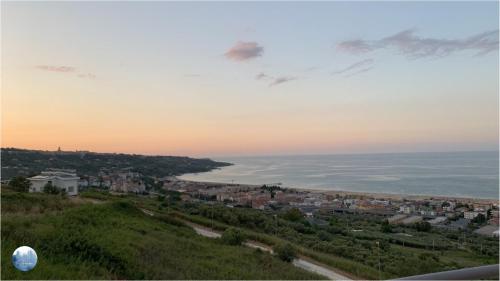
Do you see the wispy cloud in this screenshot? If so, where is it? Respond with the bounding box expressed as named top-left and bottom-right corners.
top-left (184, 74), bottom-right (201, 78)
top-left (255, 72), bottom-right (297, 87)
top-left (36, 64), bottom-right (97, 79)
top-left (35, 65), bottom-right (76, 73)
top-left (344, 67), bottom-right (373, 78)
top-left (225, 41), bottom-right (264, 61)
top-left (255, 72), bottom-right (271, 80)
top-left (77, 73), bottom-right (96, 79)
top-left (332, 59), bottom-right (374, 75)
top-left (337, 29), bottom-right (499, 59)
top-left (269, 76), bottom-right (297, 87)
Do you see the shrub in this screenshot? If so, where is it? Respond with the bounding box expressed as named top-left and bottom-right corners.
top-left (414, 221), bottom-right (431, 232)
top-left (282, 208), bottom-right (303, 222)
top-left (274, 243), bottom-right (296, 262)
top-left (381, 220), bottom-right (393, 233)
top-left (221, 228), bottom-right (245, 245)
top-left (43, 182), bottom-right (61, 194)
top-left (9, 176), bottom-right (31, 192)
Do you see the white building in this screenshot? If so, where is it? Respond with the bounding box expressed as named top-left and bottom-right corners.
top-left (400, 205), bottom-right (415, 214)
top-left (28, 170), bottom-right (79, 196)
top-left (464, 211), bottom-right (486, 220)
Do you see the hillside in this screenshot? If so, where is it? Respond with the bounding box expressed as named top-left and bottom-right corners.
top-left (1, 188), bottom-right (322, 280)
top-left (0, 148), bottom-right (231, 180)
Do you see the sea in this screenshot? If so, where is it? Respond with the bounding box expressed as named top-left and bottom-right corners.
top-left (179, 151), bottom-right (499, 199)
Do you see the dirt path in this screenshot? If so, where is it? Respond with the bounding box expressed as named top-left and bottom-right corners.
top-left (139, 208), bottom-right (353, 280)
top-left (184, 220), bottom-right (352, 280)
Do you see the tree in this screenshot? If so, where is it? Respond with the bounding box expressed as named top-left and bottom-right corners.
top-left (221, 228), bottom-right (245, 246)
top-left (381, 219), bottom-right (393, 233)
top-left (415, 221), bottom-right (431, 232)
top-left (9, 176), bottom-right (31, 192)
top-left (283, 208), bottom-right (303, 222)
top-left (487, 209), bottom-right (492, 220)
top-left (472, 213), bottom-right (487, 224)
top-left (43, 182), bottom-right (60, 194)
top-left (274, 243), bottom-right (296, 262)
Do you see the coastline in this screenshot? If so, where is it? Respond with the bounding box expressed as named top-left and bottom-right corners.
top-left (178, 177), bottom-right (499, 205)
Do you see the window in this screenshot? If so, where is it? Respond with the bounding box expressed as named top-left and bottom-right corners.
top-left (68, 186), bottom-right (74, 192)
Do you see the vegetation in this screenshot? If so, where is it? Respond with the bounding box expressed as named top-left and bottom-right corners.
top-left (274, 243), bottom-right (296, 262)
top-left (221, 228), bottom-right (246, 246)
top-left (1, 147), bottom-right (231, 180)
top-left (2, 185), bottom-right (498, 280)
top-left (380, 220), bottom-right (393, 233)
top-left (1, 187), bottom-right (322, 280)
top-left (43, 182), bottom-right (63, 195)
top-left (414, 221), bottom-right (432, 232)
top-left (170, 201), bottom-right (499, 279)
top-left (8, 176), bottom-right (31, 192)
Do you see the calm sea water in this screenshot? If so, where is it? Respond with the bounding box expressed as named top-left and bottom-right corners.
top-left (180, 151), bottom-right (499, 199)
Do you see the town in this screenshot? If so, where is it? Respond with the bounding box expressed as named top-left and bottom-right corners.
top-left (20, 168), bottom-right (500, 238)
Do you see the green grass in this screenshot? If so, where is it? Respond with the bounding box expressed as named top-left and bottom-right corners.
top-left (163, 200), bottom-right (498, 279)
top-left (1, 189), bottom-right (323, 280)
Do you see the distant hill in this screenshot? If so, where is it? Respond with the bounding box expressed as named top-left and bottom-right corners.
top-left (1, 147), bottom-right (231, 179)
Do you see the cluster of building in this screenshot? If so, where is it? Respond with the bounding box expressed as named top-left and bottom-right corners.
top-left (161, 178), bottom-right (499, 237)
top-left (27, 168), bottom-right (147, 195)
top-left (23, 169), bottom-right (499, 237)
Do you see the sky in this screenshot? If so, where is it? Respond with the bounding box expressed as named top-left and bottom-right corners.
top-left (1, 1), bottom-right (499, 157)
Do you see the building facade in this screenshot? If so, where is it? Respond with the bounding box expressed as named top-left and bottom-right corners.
top-left (28, 170), bottom-right (79, 196)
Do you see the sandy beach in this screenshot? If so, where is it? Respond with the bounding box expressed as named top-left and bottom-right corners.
top-left (177, 178), bottom-right (499, 205)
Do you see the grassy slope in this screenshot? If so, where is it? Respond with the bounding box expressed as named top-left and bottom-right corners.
top-left (1, 189), bottom-right (322, 280)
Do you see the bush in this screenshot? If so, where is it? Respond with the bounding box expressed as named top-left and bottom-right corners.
top-left (274, 243), bottom-right (296, 262)
top-left (43, 182), bottom-right (61, 194)
top-left (221, 228), bottom-right (245, 245)
top-left (414, 221), bottom-right (431, 232)
top-left (9, 176), bottom-right (31, 192)
top-left (282, 208), bottom-right (303, 222)
top-left (381, 220), bottom-right (393, 233)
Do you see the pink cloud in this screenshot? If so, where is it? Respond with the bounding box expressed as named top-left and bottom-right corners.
top-left (225, 41), bottom-right (264, 61)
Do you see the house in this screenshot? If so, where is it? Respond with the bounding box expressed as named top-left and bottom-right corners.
top-left (464, 211), bottom-right (483, 220)
top-left (400, 205), bottom-right (415, 214)
top-left (28, 169), bottom-right (79, 196)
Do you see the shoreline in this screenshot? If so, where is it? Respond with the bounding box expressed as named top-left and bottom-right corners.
top-left (178, 177), bottom-right (499, 205)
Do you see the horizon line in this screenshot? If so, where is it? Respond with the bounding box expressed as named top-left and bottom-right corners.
top-left (2, 146), bottom-right (498, 159)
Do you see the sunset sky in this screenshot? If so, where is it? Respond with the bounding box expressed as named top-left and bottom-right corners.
top-left (2, 2), bottom-right (499, 157)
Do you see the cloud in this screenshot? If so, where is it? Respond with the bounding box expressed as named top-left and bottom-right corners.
top-left (336, 29), bottom-right (499, 59)
top-left (36, 65), bottom-right (98, 80)
top-left (184, 74), bottom-right (201, 78)
top-left (269, 76), bottom-right (297, 87)
top-left (225, 41), bottom-right (264, 61)
top-left (332, 59), bottom-right (374, 75)
top-left (344, 67), bottom-right (373, 78)
top-left (77, 73), bottom-right (96, 79)
top-left (35, 65), bottom-right (76, 73)
top-left (337, 40), bottom-right (375, 55)
top-left (255, 72), bottom-right (271, 80)
top-left (255, 72), bottom-right (297, 86)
